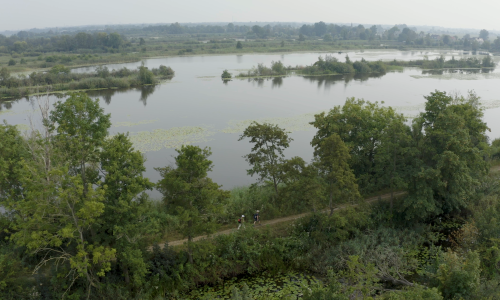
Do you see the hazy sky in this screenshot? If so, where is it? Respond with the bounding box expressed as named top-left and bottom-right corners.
top-left (1, 0), bottom-right (500, 31)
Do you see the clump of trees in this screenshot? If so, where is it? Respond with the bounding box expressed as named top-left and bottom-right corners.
top-left (300, 55), bottom-right (388, 75)
top-left (299, 55), bottom-right (496, 76)
top-left (237, 61), bottom-right (288, 77)
top-left (0, 64), bottom-right (174, 98)
top-left (221, 69), bottom-right (232, 80)
top-left (388, 55), bottom-right (495, 69)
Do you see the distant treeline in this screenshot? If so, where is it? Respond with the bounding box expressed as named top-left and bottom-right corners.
top-left (0, 32), bottom-right (126, 54)
top-left (3, 22), bottom-right (500, 57)
top-left (0, 64), bottom-right (174, 98)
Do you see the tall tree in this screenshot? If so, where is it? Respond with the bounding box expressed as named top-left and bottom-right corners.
top-left (49, 92), bottom-right (111, 195)
top-left (479, 29), bottom-right (489, 41)
top-left (96, 133), bottom-right (155, 286)
top-left (6, 102), bottom-right (115, 298)
top-left (403, 91), bottom-right (489, 220)
top-left (314, 134), bottom-right (360, 215)
top-left (0, 122), bottom-right (28, 203)
top-left (239, 122), bottom-right (293, 195)
top-left (373, 114), bottom-right (412, 210)
top-left (156, 145), bottom-right (229, 263)
top-left (279, 156), bottom-right (325, 212)
top-left (311, 98), bottom-right (401, 193)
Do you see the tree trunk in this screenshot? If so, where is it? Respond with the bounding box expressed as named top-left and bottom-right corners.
top-left (329, 190), bottom-right (333, 216)
top-left (122, 262), bottom-right (130, 284)
top-left (188, 220), bottom-right (193, 264)
top-left (390, 144), bottom-right (397, 211)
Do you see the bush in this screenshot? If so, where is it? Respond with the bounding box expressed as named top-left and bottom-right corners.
top-left (221, 69), bottom-right (232, 80)
top-left (138, 65), bottom-right (155, 84)
top-left (7, 59), bottom-right (16, 66)
top-left (433, 250), bottom-right (480, 299)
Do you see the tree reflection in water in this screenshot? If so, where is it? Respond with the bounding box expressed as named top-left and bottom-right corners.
top-left (139, 85), bottom-right (156, 106)
top-left (302, 72), bottom-right (386, 90)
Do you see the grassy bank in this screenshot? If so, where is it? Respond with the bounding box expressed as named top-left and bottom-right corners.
top-left (0, 64), bottom-right (174, 99)
top-left (0, 38), bottom-right (464, 75)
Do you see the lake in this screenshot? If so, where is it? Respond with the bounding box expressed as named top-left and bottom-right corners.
top-left (2, 49), bottom-right (500, 198)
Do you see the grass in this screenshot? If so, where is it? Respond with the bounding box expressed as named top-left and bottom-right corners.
top-left (0, 38), bottom-right (460, 75)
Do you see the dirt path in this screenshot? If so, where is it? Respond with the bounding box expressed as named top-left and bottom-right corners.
top-left (163, 163), bottom-right (500, 248)
top-left (164, 191), bottom-right (406, 247)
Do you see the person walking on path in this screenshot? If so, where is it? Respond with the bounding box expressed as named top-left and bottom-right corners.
top-left (237, 215), bottom-right (245, 229)
top-left (253, 210), bottom-right (260, 226)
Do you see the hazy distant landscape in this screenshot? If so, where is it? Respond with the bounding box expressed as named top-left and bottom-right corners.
top-left (2, 3), bottom-right (500, 299)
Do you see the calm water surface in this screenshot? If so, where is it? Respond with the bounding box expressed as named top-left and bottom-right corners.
top-left (2, 50), bottom-right (500, 197)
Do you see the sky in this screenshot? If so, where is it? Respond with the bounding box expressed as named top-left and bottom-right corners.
top-left (1, 0), bottom-right (500, 32)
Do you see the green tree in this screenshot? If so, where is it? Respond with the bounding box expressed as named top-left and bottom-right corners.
top-left (298, 34), bottom-right (306, 41)
top-left (138, 63), bottom-right (155, 85)
top-left (236, 41), bottom-right (243, 49)
top-left (479, 29), bottom-right (489, 41)
top-left (156, 145), bottom-right (229, 263)
top-left (0, 122), bottom-right (28, 203)
top-left (107, 32), bottom-right (123, 48)
top-left (49, 64), bottom-right (70, 74)
top-left (239, 122), bottom-right (293, 195)
top-left (373, 115), bottom-right (411, 209)
top-left (311, 98), bottom-right (402, 193)
top-left (96, 133), bottom-right (155, 287)
top-left (279, 156), bottom-right (325, 212)
top-left (49, 92), bottom-right (111, 195)
top-left (323, 33), bottom-right (333, 42)
top-left (12, 41), bottom-right (27, 53)
top-left (139, 37), bottom-right (145, 46)
top-left (434, 250), bottom-right (480, 299)
top-left (8, 59), bottom-right (16, 66)
top-left (403, 91), bottom-right (489, 220)
top-left (221, 69), bottom-right (232, 80)
top-left (281, 40), bottom-right (285, 47)
top-left (313, 134), bottom-right (360, 215)
top-left (0, 67), bottom-right (10, 85)
top-left (271, 60), bottom-right (285, 75)
top-left (5, 113), bottom-right (115, 297)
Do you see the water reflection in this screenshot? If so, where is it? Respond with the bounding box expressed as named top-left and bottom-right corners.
top-left (242, 77), bottom-right (285, 88)
top-left (272, 77), bottom-right (283, 88)
top-left (86, 88), bottom-right (130, 105)
top-left (302, 72), bottom-right (387, 90)
top-left (421, 68), bottom-right (492, 75)
top-left (139, 85), bottom-right (156, 106)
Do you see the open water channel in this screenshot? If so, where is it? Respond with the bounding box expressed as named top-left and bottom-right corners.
top-left (2, 49), bottom-right (500, 198)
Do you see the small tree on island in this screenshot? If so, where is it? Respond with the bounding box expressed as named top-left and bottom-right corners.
top-left (221, 69), bottom-right (232, 80)
top-left (236, 41), bottom-right (243, 49)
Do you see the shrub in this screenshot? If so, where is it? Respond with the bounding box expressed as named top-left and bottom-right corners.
top-left (221, 69), bottom-right (232, 80)
top-left (433, 250), bottom-right (480, 299)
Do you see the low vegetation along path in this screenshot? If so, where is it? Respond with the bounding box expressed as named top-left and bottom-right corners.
top-left (165, 191), bottom-right (406, 247)
top-left (163, 166), bottom-right (500, 248)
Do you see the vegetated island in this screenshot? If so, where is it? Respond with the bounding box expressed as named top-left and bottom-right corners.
top-left (0, 63), bottom-right (174, 99)
top-left (235, 55), bottom-right (496, 78)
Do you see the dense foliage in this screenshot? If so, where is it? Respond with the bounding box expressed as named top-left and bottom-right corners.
top-left (0, 89), bottom-right (499, 299)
